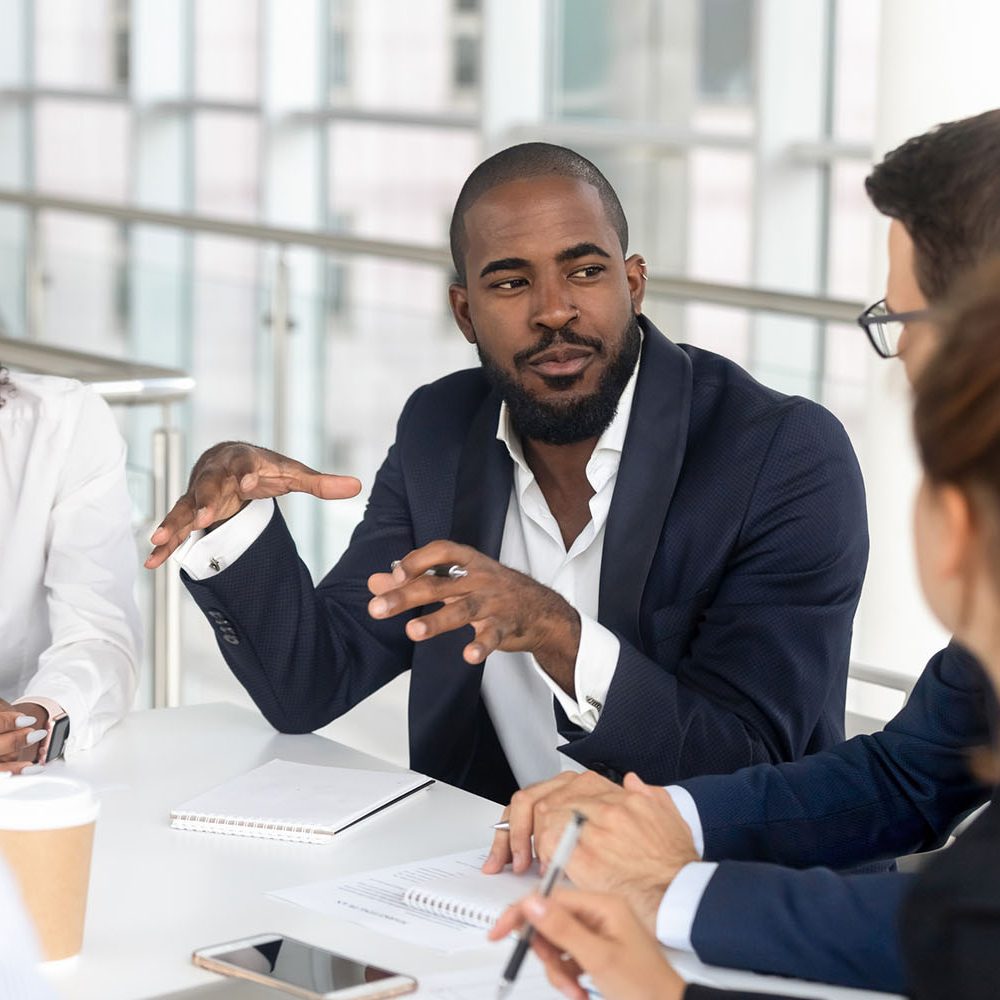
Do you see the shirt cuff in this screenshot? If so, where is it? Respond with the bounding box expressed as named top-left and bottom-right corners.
top-left (174, 499), bottom-right (275, 580)
top-left (655, 862), bottom-right (719, 951)
top-left (666, 785), bottom-right (705, 858)
top-left (531, 614), bottom-right (620, 732)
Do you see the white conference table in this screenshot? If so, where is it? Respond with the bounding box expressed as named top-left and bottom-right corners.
top-left (40, 703), bottom-right (902, 1000)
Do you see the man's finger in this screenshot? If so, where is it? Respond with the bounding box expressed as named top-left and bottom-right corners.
top-left (150, 495), bottom-right (198, 543)
top-left (303, 472), bottom-right (362, 501)
top-left (144, 518), bottom-right (200, 569)
top-left (505, 786), bottom-right (546, 874)
top-left (464, 619), bottom-right (504, 663)
top-left (483, 807), bottom-right (513, 874)
top-left (405, 599), bottom-right (482, 643)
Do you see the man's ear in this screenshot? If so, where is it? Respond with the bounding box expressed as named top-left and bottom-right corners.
top-left (625, 254), bottom-right (646, 315)
top-left (939, 484), bottom-right (975, 579)
top-left (449, 283), bottom-right (476, 344)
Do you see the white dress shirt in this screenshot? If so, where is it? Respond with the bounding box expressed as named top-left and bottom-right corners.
top-left (178, 356), bottom-right (641, 788)
top-left (0, 374), bottom-right (140, 753)
top-left (657, 785), bottom-right (715, 951)
top-left (481, 358), bottom-right (640, 786)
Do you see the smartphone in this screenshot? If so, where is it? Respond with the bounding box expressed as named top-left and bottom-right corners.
top-left (192, 933), bottom-right (417, 1000)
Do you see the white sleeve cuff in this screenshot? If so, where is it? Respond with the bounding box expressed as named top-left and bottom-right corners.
top-left (665, 785), bottom-right (705, 858)
top-left (530, 614), bottom-right (620, 732)
top-left (655, 862), bottom-right (718, 951)
top-left (174, 499), bottom-right (275, 580)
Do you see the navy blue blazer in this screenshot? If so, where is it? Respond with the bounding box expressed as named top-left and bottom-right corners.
top-left (679, 643), bottom-right (994, 994)
top-left (183, 318), bottom-right (868, 803)
top-left (687, 799), bottom-right (1000, 1000)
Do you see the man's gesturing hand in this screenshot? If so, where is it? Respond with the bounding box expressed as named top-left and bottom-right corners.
top-left (144, 442), bottom-right (361, 569)
top-left (367, 541), bottom-right (581, 694)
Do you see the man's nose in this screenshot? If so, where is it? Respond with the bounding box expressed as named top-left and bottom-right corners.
top-left (530, 276), bottom-right (579, 331)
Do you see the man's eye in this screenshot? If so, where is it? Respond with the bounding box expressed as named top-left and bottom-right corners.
top-left (493, 277), bottom-right (528, 290)
top-left (571, 265), bottom-right (604, 279)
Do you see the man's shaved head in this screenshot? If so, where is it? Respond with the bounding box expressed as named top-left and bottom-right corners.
top-left (449, 142), bottom-right (629, 285)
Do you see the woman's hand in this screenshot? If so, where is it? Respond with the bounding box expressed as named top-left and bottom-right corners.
top-left (489, 888), bottom-right (686, 1000)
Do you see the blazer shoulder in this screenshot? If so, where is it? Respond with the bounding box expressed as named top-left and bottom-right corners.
top-left (394, 367), bottom-right (495, 448)
top-left (679, 342), bottom-right (852, 446)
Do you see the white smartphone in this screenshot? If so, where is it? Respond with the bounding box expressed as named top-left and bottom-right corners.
top-left (192, 933), bottom-right (417, 1000)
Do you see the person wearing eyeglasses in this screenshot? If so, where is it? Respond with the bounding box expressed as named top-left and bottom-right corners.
top-left (488, 110), bottom-right (1000, 999)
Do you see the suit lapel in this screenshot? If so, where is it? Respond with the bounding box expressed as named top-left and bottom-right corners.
top-left (599, 317), bottom-right (693, 646)
top-left (411, 389), bottom-right (515, 795)
top-left (451, 389), bottom-right (512, 556)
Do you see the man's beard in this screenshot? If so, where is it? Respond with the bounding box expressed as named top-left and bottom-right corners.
top-left (476, 315), bottom-right (642, 446)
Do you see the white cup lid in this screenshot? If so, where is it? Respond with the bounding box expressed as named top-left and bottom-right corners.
top-left (0, 776), bottom-right (99, 830)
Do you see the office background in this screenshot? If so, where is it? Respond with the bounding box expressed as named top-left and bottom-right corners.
top-left (1, 0), bottom-right (998, 763)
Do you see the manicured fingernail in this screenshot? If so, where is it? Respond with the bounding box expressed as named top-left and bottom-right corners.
top-left (19, 764), bottom-right (45, 775)
top-left (14, 716), bottom-right (36, 728)
top-left (26, 730), bottom-right (47, 745)
top-left (410, 621), bottom-right (427, 638)
top-left (369, 598), bottom-right (387, 617)
top-left (392, 564), bottom-right (406, 582)
top-left (240, 475), bottom-right (254, 491)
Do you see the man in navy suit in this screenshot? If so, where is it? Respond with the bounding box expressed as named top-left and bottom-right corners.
top-left (495, 112), bottom-right (1000, 995)
top-left (145, 143), bottom-right (867, 805)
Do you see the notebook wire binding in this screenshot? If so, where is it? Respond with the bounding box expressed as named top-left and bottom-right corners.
top-left (170, 812), bottom-right (335, 844)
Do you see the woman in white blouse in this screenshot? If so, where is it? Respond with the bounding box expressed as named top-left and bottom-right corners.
top-left (0, 366), bottom-right (140, 770)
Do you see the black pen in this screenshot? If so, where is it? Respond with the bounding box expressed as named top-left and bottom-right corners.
top-left (390, 560), bottom-right (468, 579)
top-left (496, 810), bottom-right (587, 999)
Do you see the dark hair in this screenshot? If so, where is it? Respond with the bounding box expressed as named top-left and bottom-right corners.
top-left (866, 110), bottom-right (1000, 303)
top-left (913, 258), bottom-right (1000, 583)
top-left (448, 142), bottom-right (629, 285)
top-left (0, 365), bottom-right (9, 409)
top-left (914, 258), bottom-right (1000, 779)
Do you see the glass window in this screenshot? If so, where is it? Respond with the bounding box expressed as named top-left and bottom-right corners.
top-left (698, 0), bottom-right (755, 102)
top-left (453, 34), bottom-right (479, 90)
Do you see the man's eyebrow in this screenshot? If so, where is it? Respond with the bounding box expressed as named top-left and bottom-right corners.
top-left (556, 242), bottom-right (612, 263)
top-left (479, 257), bottom-right (531, 279)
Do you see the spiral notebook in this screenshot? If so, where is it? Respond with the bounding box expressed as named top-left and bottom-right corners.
top-left (169, 758), bottom-right (434, 844)
top-left (403, 852), bottom-right (548, 927)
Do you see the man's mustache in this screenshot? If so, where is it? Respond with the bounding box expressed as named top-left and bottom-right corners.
top-left (513, 327), bottom-right (605, 368)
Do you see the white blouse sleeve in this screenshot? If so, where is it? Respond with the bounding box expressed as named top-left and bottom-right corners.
top-left (22, 388), bottom-right (140, 753)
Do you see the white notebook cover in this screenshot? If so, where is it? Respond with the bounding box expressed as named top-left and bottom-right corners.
top-left (170, 758), bottom-right (433, 843)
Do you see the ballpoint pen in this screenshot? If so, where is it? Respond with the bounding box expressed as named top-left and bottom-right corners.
top-left (496, 810), bottom-right (587, 999)
top-left (390, 560), bottom-right (468, 579)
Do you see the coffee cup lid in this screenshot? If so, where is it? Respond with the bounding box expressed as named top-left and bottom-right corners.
top-left (0, 776), bottom-right (99, 830)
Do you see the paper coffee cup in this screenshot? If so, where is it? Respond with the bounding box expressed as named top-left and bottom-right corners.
top-left (0, 775), bottom-right (99, 961)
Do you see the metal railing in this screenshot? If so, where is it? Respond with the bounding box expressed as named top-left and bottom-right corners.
top-left (0, 187), bottom-right (867, 325)
top-left (0, 336), bottom-right (193, 710)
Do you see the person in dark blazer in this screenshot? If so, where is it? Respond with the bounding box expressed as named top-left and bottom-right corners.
top-left (144, 143), bottom-right (866, 805)
top-left (490, 112), bottom-right (1000, 1000)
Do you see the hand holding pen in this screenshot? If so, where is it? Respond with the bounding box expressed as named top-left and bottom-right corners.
top-left (365, 541), bottom-right (582, 688)
top-left (495, 810), bottom-right (587, 999)
top-left (489, 885), bottom-right (687, 1000)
